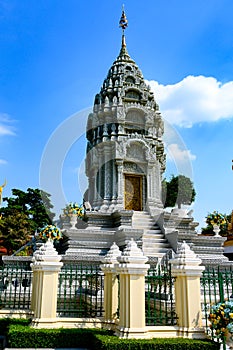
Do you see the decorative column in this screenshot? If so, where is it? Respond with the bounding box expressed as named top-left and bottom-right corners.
top-left (97, 148), bottom-right (104, 209)
top-left (30, 239), bottom-right (63, 328)
top-left (116, 160), bottom-right (124, 209)
top-left (111, 160), bottom-right (117, 208)
top-left (169, 241), bottom-right (206, 338)
top-left (147, 163), bottom-right (154, 206)
top-left (102, 145), bottom-right (113, 210)
top-left (116, 239), bottom-right (150, 339)
top-left (101, 242), bottom-right (121, 328)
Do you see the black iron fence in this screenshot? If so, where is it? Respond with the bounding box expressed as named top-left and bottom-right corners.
top-left (0, 264), bottom-right (32, 310)
top-left (201, 266), bottom-right (233, 331)
top-left (57, 264), bottom-right (104, 318)
top-left (201, 266), bottom-right (233, 350)
top-left (0, 257), bottom-right (178, 327)
top-left (145, 263), bottom-right (177, 326)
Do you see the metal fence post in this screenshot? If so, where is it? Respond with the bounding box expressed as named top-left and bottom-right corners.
top-left (218, 267), bottom-right (224, 303)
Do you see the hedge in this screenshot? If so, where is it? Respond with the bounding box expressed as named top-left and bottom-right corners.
top-left (0, 319), bottom-right (220, 350)
top-left (7, 325), bottom-right (109, 348)
top-left (93, 334), bottom-right (220, 350)
top-left (0, 318), bottom-right (30, 336)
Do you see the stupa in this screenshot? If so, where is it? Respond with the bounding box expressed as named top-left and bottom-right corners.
top-left (61, 9), bottom-right (229, 266)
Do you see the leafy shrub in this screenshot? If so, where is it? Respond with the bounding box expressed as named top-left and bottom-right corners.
top-left (3, 320), bottom-right (220, 350)
top-left (7, 325), bottom-right (109, 348)
top-left (93, 334), bottom-right (220, 350)
top-left (0, 318), bottom-right (30, 336)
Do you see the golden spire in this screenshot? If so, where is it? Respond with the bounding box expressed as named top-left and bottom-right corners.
top-left (0, 179), bottom-right (7, 206)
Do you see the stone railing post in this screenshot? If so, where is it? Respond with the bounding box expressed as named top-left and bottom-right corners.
top-left (116, 239), bottom-right (150, 338)
top-left (30, 239), bottom-right (63, 328)
top-left (170, 241), bottom-right (206, 338)
top-left (101, 242), bottom-right (121, 327)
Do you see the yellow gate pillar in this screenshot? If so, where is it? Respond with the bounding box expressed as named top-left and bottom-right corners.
top-left (170, 241), bottom-right (206, 339)
top-left (30, 239), bottom-right (63, 328)
top-left (101, 242), bottom-right (121, 328)
top-left (116, 239), bottom-right (150, 339)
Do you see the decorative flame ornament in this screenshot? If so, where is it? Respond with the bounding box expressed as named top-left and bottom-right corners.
top-left (119, 5), bottom-right (128, 31)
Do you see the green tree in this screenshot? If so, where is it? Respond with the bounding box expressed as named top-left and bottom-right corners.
top-left (0, 188), bottom-right (55, 254)
top-left (0, 210), bottom-right (33, 255)
top-left (163, 175), bottom-right (196, 209)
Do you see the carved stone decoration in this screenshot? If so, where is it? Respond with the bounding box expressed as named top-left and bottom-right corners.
top-left (155, 114), bottom-right (164, 137)
top-left (116, 141), bottom-right (126, 158)
top-left (124, 162), bottom-right (144, 174)
top-left (126, 110), bottom-right (144, 125)
top-left (113, 96), bottom-right (118, 106)
top-left (126, 142), bottom-right (145, 161)
top-left (146, 148), bottom-right (156, 162)
top-left (117, 106), bottom-right (124, 120)
top-left (118, 124), bottom-right (124, 135)
top-left (145, 111), bottom-right (154, 124)
top-left (104, 96), bottom-right (109, 107)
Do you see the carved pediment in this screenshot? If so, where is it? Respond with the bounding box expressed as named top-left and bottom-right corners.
top-left (126, 142), bottom-right (146, 161)
top-left (124, 162), bottom-right (144, 174)
top-left (126, 110), bottom-right (144, 125)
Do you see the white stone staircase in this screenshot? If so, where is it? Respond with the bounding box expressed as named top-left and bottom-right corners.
top-left (132, 211), bottom-right (172, 259)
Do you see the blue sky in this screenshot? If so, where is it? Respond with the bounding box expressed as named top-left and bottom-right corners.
top-left (1, 0), bottom-right (233, 229)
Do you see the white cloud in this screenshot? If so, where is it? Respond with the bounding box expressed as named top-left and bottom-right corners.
top-left (167, 143), bottom-right (196, 162)
top-left (147, 75), bottom-right (233, 127)
top-left (0, 113), bottom-right (15, 136)
top-left (0, 159), bottom-right (7, 165)
top-left (0, 125), bottom-right (14, 136)
top-left (165, 142), bottom-right (196, 178)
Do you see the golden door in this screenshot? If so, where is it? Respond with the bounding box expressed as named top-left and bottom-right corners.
top-left (124, 175), bottom-right (142, 211)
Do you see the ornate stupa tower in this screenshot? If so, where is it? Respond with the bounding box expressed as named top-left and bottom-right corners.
top-left (62, 9), bottom-right (231, 266)
top-left (62, 9), bottom-right (171, 261)
top-left (85, 8), bottom-right (166, 218)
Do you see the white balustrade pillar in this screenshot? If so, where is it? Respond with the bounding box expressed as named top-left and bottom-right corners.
top-left (116, 239), bottom-right (150, 339)
top-left (170, 241), bottom-right (206, 338)
top-left (101, 242), bottom-right (121, 327)
top-left (30, 239), bottom-right (63, 328)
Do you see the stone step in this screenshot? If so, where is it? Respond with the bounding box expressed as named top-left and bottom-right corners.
top-left (143, 247), bottom-right (170, 254)
top-left (143, 244), bottom-right (169, 250)
top-left (132, 213), bottom-right (155, 219)
top-left (133, 222), bottom-right (157, 228)
top-left (132, 211), bottom-right (173, 259)
top-left (144, 228), bottom-right (162, 234)
top-left (133, 225), bottom-right (159, 230)
top-left (142, 237), bottom-right (169, 244)
top-left (133, 211), bottom-right (151, 215)
top-left (143, 236), bottom-right (167, 242)
top-left (133, 220), bottom-right (157, 225)
top-left (142, 237), bottom-right (166, 243)
top-left (143, 232), bottom-right (166, 238)
top-left (132, 221), bottom-right (159, 227)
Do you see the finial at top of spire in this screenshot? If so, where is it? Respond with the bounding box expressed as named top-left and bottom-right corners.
top-left (119, 5), bottom-right (128, 55)
top-left (119, 5), bottom-right (128, 32)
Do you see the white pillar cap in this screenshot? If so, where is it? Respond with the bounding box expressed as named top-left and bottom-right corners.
top-left (170, 241), bottom-right (203, 268)
top-left (32, 239), bottom-right (62, 264)
top-left (118, 238), bottom-right (148, 265)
